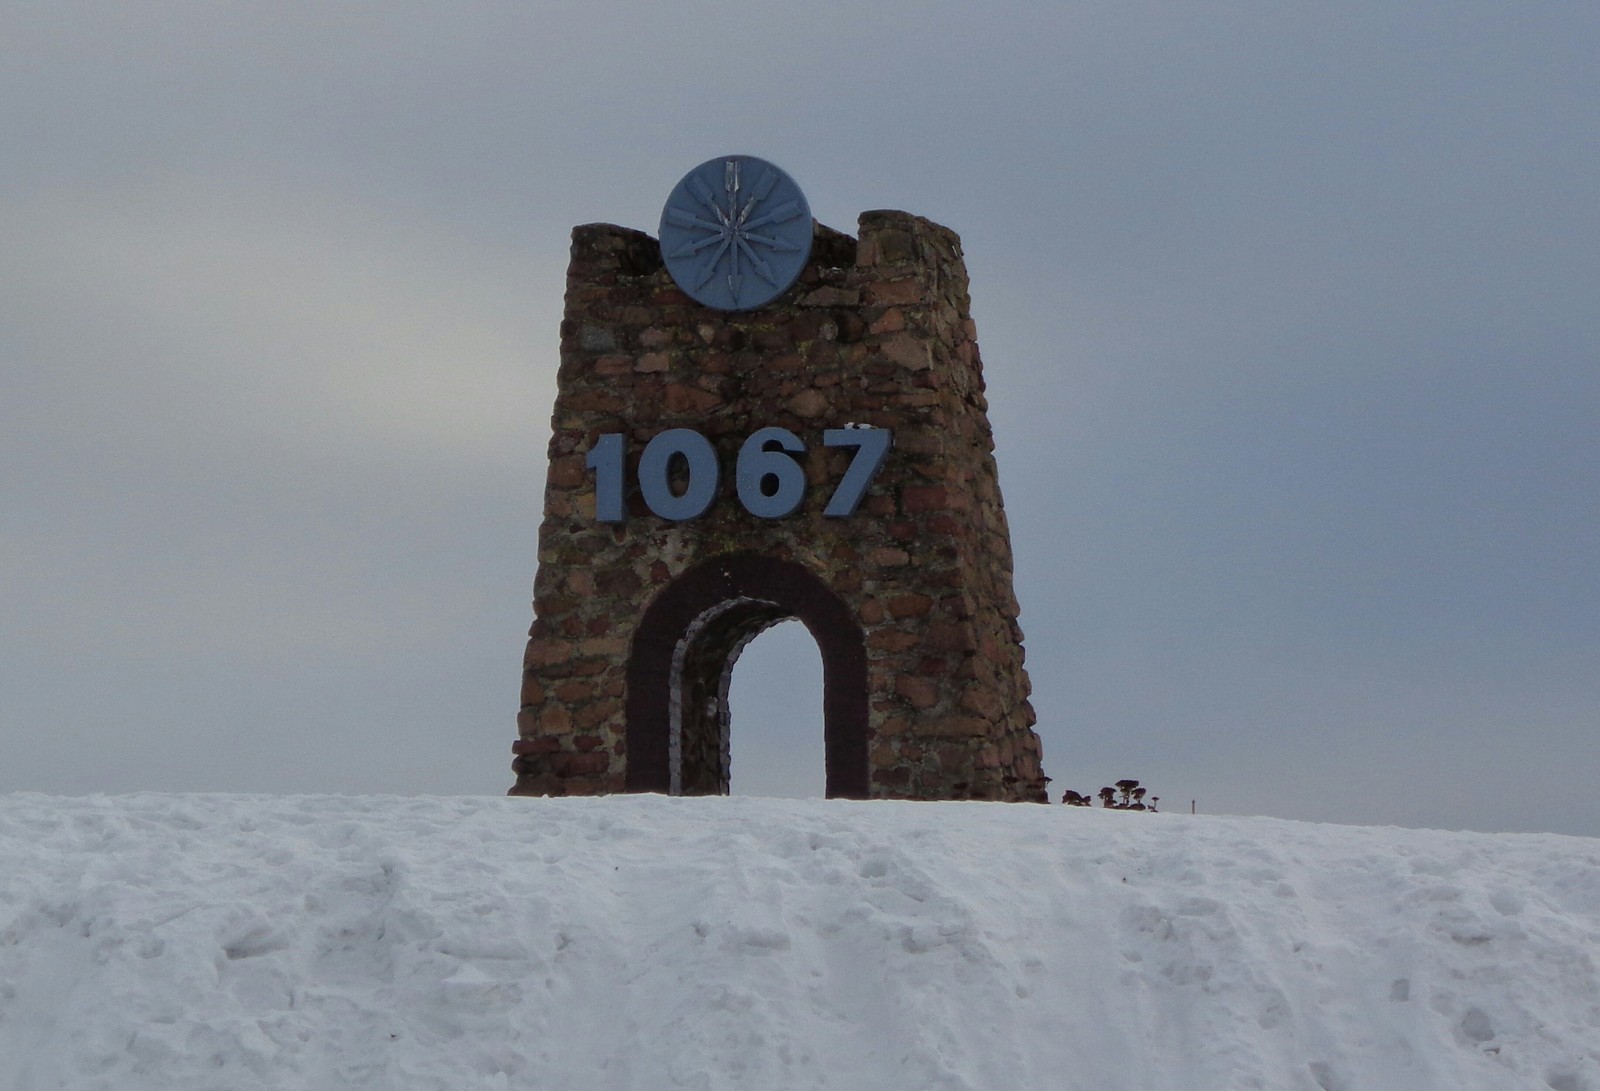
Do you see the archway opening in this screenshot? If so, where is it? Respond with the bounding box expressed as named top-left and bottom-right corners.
top-left (727, 619), bottom-right (825, 798)
top-left (625, 554), bottom-right (869, 799)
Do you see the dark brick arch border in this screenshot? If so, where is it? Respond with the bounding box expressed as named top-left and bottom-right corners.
top-left (624, 553), bottom-right (869, 799)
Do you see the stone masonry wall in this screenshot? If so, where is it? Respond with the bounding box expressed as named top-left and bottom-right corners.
top-left (511, 210), bottom-right (1048, 801)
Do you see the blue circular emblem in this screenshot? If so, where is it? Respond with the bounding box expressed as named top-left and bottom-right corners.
top-left (659, 156), bottom-right (813, 312)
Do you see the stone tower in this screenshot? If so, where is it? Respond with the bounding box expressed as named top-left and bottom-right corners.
top-left (511, 210), bottom-right (1048, 801)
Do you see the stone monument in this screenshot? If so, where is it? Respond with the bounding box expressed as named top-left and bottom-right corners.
top-left (511, 156), bottom-right (1048, 801)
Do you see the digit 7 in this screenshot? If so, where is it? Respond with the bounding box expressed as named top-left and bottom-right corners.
top-left (821, 428), bottom-right (892, 517)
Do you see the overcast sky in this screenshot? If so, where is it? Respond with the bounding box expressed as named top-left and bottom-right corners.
top-left (4, 2), bottom-right (1596, 837)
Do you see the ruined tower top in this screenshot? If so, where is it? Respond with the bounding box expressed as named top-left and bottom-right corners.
top-left (511, 178), bottom-right (1047, 801)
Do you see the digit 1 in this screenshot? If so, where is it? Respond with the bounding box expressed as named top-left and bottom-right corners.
top-left (822, 428), bottom-right (893, 517)
top-left (585, 433), bottom-right (626, 523)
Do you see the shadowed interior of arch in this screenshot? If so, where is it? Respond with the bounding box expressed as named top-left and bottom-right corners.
top-left (624, 554), bottom-right (870, 798)
top-left (727, 619), bottom-right (825, 798)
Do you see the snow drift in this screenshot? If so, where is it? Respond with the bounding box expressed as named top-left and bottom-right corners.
top-left (1, 793), bottom-right (1596, 1090)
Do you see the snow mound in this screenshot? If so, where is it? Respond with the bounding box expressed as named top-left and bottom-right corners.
top-left (1, 793), bottom-right (1596, 1090)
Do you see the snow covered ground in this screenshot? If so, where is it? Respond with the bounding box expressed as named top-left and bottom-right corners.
top-left (1, 793), bottom-right (1596, 1091)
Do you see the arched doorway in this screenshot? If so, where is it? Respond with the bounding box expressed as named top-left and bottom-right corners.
top-left (624, 554), bottom-right (869, 798)
top-left (727, 620), bottom-right (825, 797)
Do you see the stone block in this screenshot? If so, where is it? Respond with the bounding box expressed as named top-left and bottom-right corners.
top-left (901, 486), bottom-right (948, 514)
top-left (800, 286), bottom-right (860, 307)
top-left (864, 279), bottom-right (925, 306)
top-left (879, 334), bottom-right (932, 371)
top-left (786, 388), bottom-right (830, 418)
top-left (895, 675), bottom-right (940, 710)
top-left (886, 593), bottom-right (933, 619)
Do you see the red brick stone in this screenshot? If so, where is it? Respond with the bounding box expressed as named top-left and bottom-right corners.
top-left (877, 714), bottom-right (912, 736)
top-left (925, 621), bottom-right (973, 653)
top-left (663, 383), bottom-right (719, 414)
top-left (925, 714), bottom-right (989, 737)
top-left (800, 286), bottom-right (859, 307)
top-left (553, 751), bottom-right (610, 776)
top-left (870, 308), bottom-right (906, 335)
top-left (526, 641), bottom-right (575, 668)
top-left (879, 333), bottom-right (931, 371)
top-left (902, 486), bottom-right (949, 514)
top-left (554, 680), bottom-right (595, 702)
top-left (959, 687), bottom-right (1004, 720)
top-left (868, 629), bottom-right (920, 653)
top-left (887, 593), bottom-right (933, 619)
top-left (895, 675), bottom-right (939, 709)
top-left (786, 388), bottom-right (829, 418)
top-left (864, 279), bottom-right (925, 306)
top-left (573, 699), bottom-right (621, 732)
top-left (564, 389), bottom-right (625, 413)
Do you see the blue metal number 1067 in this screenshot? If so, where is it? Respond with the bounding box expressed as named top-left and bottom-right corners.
top-left (583, 427), bottom-right (891, 523)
